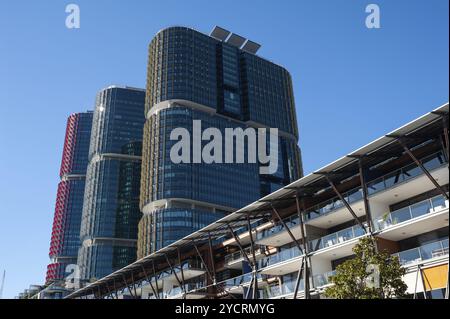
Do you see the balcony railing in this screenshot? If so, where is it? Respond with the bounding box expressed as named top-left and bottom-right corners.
top-left (256, 215), bottom-right (300, 241)
top-left (219, 272), bottom-right (253, 291)
top-left (309, 224), bottom-right (366, 252)
top-left (367, 151), bottom-right (446, 196)
top-left (165, 281), bottom-right (205, 298)
top-left (259, 246), bottom-right (302, 268)
top-left (305, 187), bottom-right (363, 221)
top-left (376, 194), bottom-right (449, 231)
top-left (303, 151), bottom-right (446, 222)
top-left (312, 270), bottom-right (336, 288)
top-left (224, 246), bottom-right (263, 264)
top-left (393, 238), bottom-right (449, 266)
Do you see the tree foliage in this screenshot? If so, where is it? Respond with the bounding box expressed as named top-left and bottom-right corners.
top-left (324, 237), bottom-right (408, 299)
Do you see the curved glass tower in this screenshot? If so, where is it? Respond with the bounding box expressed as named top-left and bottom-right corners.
top-left (77, 86), bottom-right (145, 281)
top-left (46, 111), bottom-right (93, 284)
top-left (138, 27), bottom-right (303, 256)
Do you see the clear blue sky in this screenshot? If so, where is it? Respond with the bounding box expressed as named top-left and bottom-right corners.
top-left (0, 0), bottom-right (448, 298)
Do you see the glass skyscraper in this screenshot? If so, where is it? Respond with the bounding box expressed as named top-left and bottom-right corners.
top-left (138, 26), bottom-right (303, 256)
top-left (46, 111), bottom-right (93, 284)
top-left (77, 86), bottom-right (145, 281)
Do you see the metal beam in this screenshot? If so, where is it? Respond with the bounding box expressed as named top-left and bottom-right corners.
top-left (356, 157), bottom-right (375, 234)
top-left (271, 205), bottom-right (304, 254)
top-left (207, 232), bottom-right (217, 284)
top-left (152, 261), bottom-right (160, 299)
top-left (121, 274), bottom-right (135, 298)
top-left (226, 224), bottom-right (254, 267)
top-left (130, 272), bottom-right (138, 298)
top-left (247, 215), bottom-right (259, 299)
top-left (164, 254), bottom-right (185, 294)
top-left (293, 256), bottom-right (305, 299)
top-left (295, 196), bottom-right (310, 299)
top-left (192, 241), bottom-right (214, 283)
top-left (319, 174), bottom-right (367, 233)
top-left (396, 138), bottom-right (449, 200)
top-left (112, 279), bottom-right (119, 299)
top-left (177, 248), bottom-right (187, 299)
top-left (141, 265), bottom-right (159, 299)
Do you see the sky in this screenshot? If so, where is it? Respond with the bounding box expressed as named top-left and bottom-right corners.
top-left (0, 0), bottom-right (448, 298)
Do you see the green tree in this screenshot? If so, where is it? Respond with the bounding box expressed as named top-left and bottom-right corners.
top-left (324, 237), bottom-right (407, 299)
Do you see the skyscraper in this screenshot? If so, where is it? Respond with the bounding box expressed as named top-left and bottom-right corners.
top-left (46, 111), bottom-right (93, 284)
top-left (138, 26), bottom-right (303, 256)
top-left (77, 86), bottom-right (145, 281)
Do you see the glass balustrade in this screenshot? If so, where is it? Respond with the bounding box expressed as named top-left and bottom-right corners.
top-left (256, 215), bottom-right (300, 241)
top-left (393, 238), bottom-right (449, 266)
top-left (303, 151), bottom-right (446, 222)
top-left (376, 194), bottom-right (449, 230)
top-left (312, 270), bottom-right (336, 288)
top-left (259, 246), bottom-right (302, 268)
top-left (224, 246), bottom-right (262, 264)
top-left (309, 224), bottom-right (366, 252)
top-left (219, 272), bottom-right (253, 290)
top-left (367, 151), bottom-right (446, 196)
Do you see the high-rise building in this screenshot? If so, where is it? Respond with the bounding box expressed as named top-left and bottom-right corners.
top-left (77, 86), bottom-right (145, 281)
top-left (46, 111), bottom-right (93, 285)
top-left (138, 26), bottom-right (303, 255)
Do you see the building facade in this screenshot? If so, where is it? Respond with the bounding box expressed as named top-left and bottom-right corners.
top-left (138, 26), bottom-right (303, 256)
top-left (77, 86), bottom-right (145, 281)
top-left (66, 103), bottom-right (449, 300)
top-left (46, 112), bottom-right (93, 285)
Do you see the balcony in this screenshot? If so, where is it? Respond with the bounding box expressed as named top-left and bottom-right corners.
top-left (224, 245), bottom-right (266, 269)
top-left (304, 151), bottom-right (447, 228)
top-left (259, 246), bottom-right (303, 276)
top-left (377, 194), bottom-right (448, 231)
top-left (376, 195), bottom-right (449, 242)
top-left (393, 238), bottom-right (449, 267)
top-left (309, 224), bottom-right (366, 253)
top-left (165, 282), bottom-right (207, 299)
top-left (218, 272), bottom-right (266, 295)
top-left (312, 270), bottom-right (336, 288)
top-left (147, 260), bottom-right (206, 288)
top-left (256, 215), bottom-right (304, 247)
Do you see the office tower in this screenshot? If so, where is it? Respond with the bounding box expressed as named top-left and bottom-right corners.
top-left (46, 111), bottom-right (93, 285)
top-left (138, 26), bottom-right (303, 256)
top-left (77, 86), bottom-right (145, 281)
top-left (67, 103), bottom-right (449, 300)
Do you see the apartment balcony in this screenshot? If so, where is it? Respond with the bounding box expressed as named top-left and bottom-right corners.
top-left (312, 270), bottom-right (336, 288)
top-left (145, 260), bottom-right (206, 289)
top-left (259, 246), bottom-right (303, 276)
top-left (256, 215), bottom-right (304, 247)
top-left (393, 238), bottom-right (449, 267)
top-left (377, 194), bottom-right (449, 241)
top-left (224, 245), bottom-right (268, 269)
top-left (222, 220), bottom-right (270, 247)
top-left (218, 272), bottom-right (267, 295)
top-left (304, 151), bottom-right (448, 229)
top-left (165, 282), bottom-right (207, 299)
top-left (308, 225), bottom-right (366, 254)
